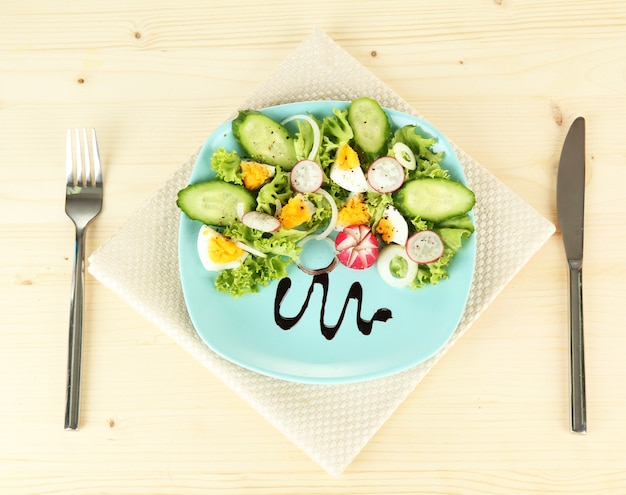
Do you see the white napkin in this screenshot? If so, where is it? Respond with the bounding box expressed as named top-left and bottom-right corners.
top-left (88, 28), bottom-right (555, 475)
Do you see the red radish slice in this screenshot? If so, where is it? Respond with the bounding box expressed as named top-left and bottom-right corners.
top-left (290, 159), bottom-right (324, 193)
top-left (241, 210), bottom-right (281, 232)
top-left (367, 156), bottom-right (405, 193)
top-left (406, 230), bottom-right (444, 264)
top-left (281, 114), bottom-right (321, 161)
top-left (334, 224), bottom-right (379, 270)
top-left (392, 142), bottom-right (416, 170)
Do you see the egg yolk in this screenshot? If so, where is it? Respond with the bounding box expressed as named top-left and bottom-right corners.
top-left (335, 143), bottom-right (360, 170)
top-left (278, 195), bottom-right (312, 229)
top-left (208, 234), bottom-right (245, 263)
top-left (375, 217), bottom-right (395, 243)
top-left (241, 161), bottom-right (272, 190)
top-left (337, 195), bottom-right (371, 227)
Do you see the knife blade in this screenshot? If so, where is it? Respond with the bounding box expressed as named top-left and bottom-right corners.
top-left (556, 116), bottom-right (586, 434)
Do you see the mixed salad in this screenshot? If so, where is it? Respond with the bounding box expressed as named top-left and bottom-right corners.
top-left (177, 97), bottom-right (475, 297)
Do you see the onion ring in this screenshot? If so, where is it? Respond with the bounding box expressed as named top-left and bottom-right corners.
top-left (296, 236), bottom-right (338, 275)
top-left (281, 114), bottom-right (321, 161)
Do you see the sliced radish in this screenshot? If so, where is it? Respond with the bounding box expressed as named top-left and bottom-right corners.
top-left (377, 244), bottom-right (418, 288)
top-left (367, 156), bottom-right (405, 193)
top-left (406, 230), bottom-right (444, 264)
top-left (281, 114), bottom-right (321, 161)
top-left (241, 210), bottom-right (281, 232)
top-left (335, 224), bottom-right (379, 270)
top-left (290, 159), bottom-right (324, 193)
top-left (392, 142), bottom-right (416, 170)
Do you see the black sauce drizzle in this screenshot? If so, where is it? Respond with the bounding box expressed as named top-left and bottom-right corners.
top-left (274, 273), bottom-right (393, 340)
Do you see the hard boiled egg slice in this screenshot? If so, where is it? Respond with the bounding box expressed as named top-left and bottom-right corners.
top-left (336, 194), bottom-right (371, 229)
top-left (278, 193), bottom-right (315, 230)
top-left (197, 225), bottom-right (248, 271)
top-left (329, 162), bottom-right (368, 193)
top-left (241, 160), bottom-right (276, 190)
top-left (375, 205), bottom-right (409, 246)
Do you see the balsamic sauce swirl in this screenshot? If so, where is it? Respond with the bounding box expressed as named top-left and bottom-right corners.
top-left (274, 273), bottom-right (393, 340)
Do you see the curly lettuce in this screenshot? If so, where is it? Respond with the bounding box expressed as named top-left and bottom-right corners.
top-left (304, 191), bottom-right (333, 230)
top-left (210, 148), bottom-right (243, 184)
top-left (215, 255), bottom-right (290, 297)
top-left (223, 222), bottom-right (308, 263)
top-left (293, 119), bottom-right (318, 161)
top-left (216, 218), bottom-right (321, 297)
top-left (364, 192), bottom-right (393, 226)
top-left (256, 169), bottom-right (293, 215)
top-left (409, 226), bottom-right (473, 288)
top-left (390, 126), bottom-right (449, 181)
top-left (318, 108), bottom-right (354, 171)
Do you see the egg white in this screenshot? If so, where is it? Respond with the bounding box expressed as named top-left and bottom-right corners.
top-left (197, 225), bottom-right (247, 271)
top-left (329, 162), bottom-right (368, 193)
top-left (381, 205), bottom-right (409, 246)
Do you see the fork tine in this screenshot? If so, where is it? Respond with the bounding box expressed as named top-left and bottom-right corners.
top-left (91, 129), bottom-right (102, 187)
top-left (65, 129), bottom-right (74, 186)
top-left (82, 129), bottom-right (91, 186)
top-left (74, 129), bottom-right (83, 185)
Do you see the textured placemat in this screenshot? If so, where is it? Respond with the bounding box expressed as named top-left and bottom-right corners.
top-left (88, 28), bottom-right (555, 475)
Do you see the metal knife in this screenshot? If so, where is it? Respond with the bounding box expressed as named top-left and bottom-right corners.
top-left (556, 116), bottom-right (586, 434)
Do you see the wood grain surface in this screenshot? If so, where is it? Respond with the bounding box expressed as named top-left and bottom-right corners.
top-left (2, 1), bottom-right (626, 493)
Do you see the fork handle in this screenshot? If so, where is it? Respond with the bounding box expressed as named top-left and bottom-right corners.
top-left (65, 226), bottom-right (86, 430)
top-left (568, 262), bottom-right (586, 434)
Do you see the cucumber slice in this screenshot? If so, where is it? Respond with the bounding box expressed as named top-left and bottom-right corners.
top-left (394, 178), bottom-right (475, 223)
top-left (177, 180), bottom-right (255, 226)
top-left (232, 110), bottom-right (298, 169)
top-left (347, 97), bottom-right (391, 156)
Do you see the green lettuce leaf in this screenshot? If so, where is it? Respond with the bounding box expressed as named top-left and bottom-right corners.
top-left (391, 126), bottom-right (449, 180)
top-left (210, 148), bottom-right (243, 185)
top-left (436, 214), bottom-right (475, 234)
top-left (214, 254), bottom-right (290, 297)
top-left (318, 108), bottom-right (354, 171)
top-left (304, 191), bottom-right (333, 231)
top-left (435, 227), bottom-right (473, 253)
top-left (411, 249), bottom-right (454, 288)
top-left (409, 227), bottom-right (472, 288)
top-left (223, 221), bottom-right (309, 263)
top-left (293, 119), bottom-right (318, 161)
top-left (364, 192), bottom-right (393, 226)
top-left (256, 169), bottom-right (293, 215)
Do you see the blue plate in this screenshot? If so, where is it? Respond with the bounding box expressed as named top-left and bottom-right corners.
top-left (178, 101), bottom-right (476, 383)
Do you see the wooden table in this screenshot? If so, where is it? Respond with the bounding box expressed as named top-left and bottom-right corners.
top-left (2, 1), bottom-right (625, 493)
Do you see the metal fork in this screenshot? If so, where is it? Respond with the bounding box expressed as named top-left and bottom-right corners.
top-left (64, 128), bottom-right (103, 430)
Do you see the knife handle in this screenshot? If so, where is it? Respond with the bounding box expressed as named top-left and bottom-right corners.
top-left (568, 261), bottom-right (586, 434)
